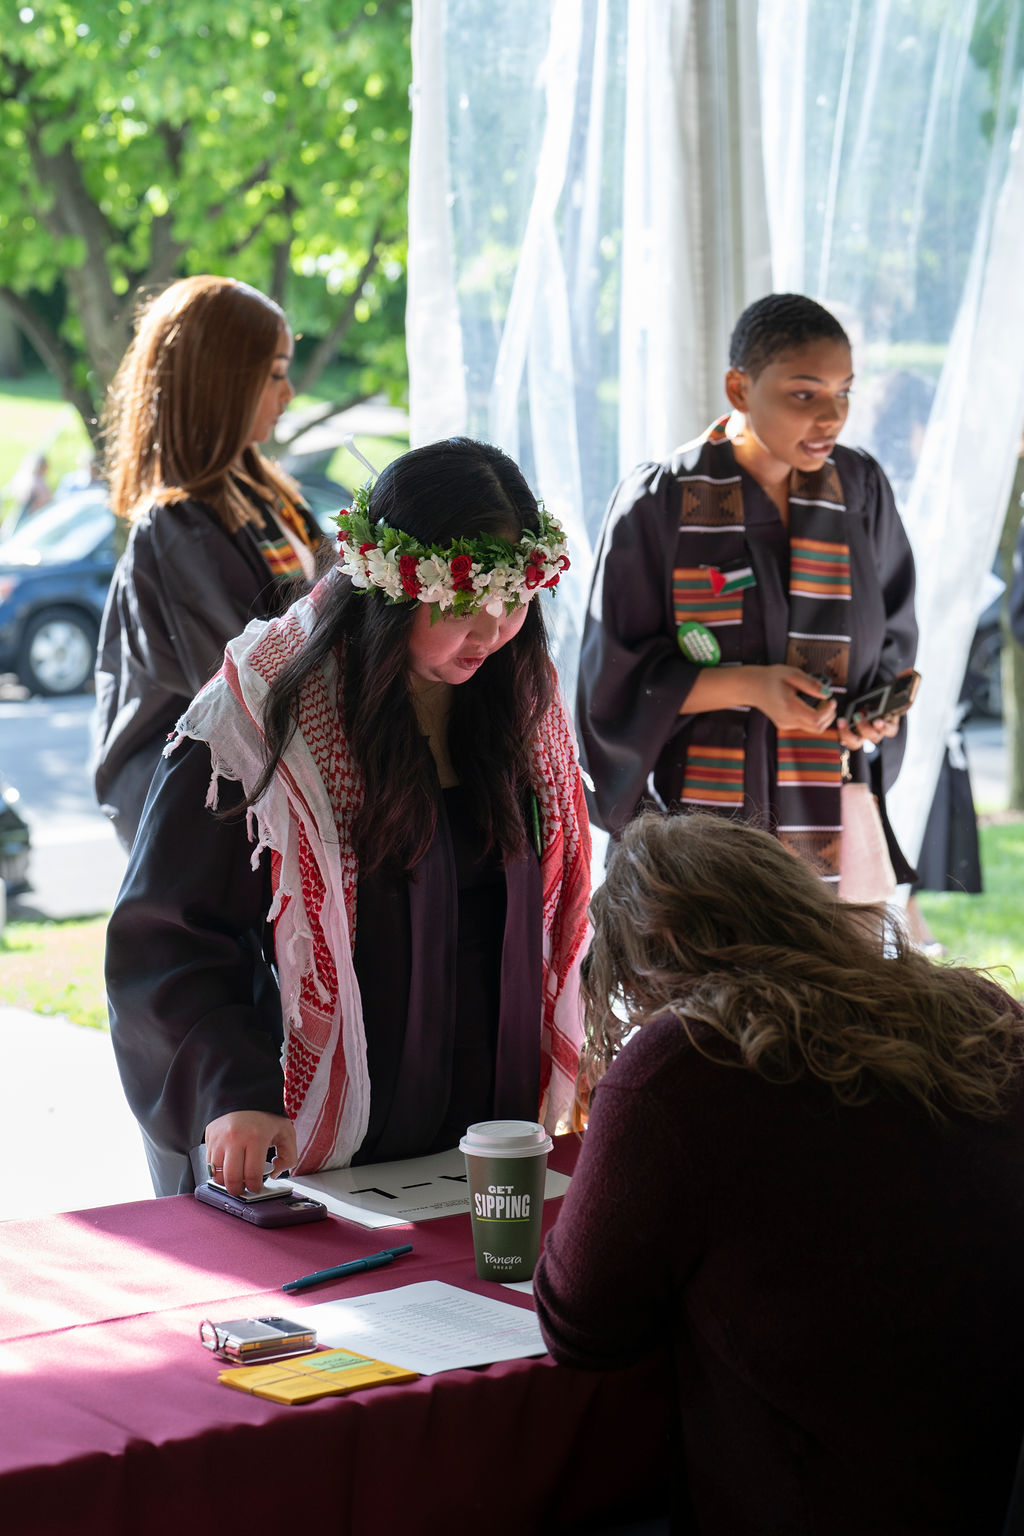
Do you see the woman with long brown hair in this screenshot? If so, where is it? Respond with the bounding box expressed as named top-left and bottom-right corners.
top-left (92, 275), bottom-right (327, 850)
top-left (534, 812), bottom-right (1024, 1535)
top-left (105, 437), bottom-right (590, 1199)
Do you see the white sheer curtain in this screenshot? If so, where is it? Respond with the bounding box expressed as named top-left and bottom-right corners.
top-left (409, 0), bottom-right (1024, 860)
top-left (408, 0), bottom-right (769, 697)
top-left (759, 0), bottom-right (1024, 862)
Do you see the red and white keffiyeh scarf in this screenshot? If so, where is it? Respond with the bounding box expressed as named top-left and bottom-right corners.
top-left (169, 566), bottom-right (591, 1173)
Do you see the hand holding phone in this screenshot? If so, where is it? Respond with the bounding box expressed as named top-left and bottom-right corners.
top-left (204, 1109), bottom-right (297, 1197)
top-left (844, 668), bottom-right (920, 735)
top-left (195, 1183), bottom-right (328, 1227)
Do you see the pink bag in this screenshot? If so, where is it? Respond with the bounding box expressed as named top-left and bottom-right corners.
top-left (838, 782), bottom-right (897, 903)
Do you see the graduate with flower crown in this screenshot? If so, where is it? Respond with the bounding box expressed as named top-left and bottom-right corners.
top-left (105, 438), bottom-right (591, 1198)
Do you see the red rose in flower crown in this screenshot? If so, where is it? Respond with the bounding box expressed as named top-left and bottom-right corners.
top-left (543, 552), bottom-right (571, 589)
top-left (399, 553), bottom-right (422, 598)
top-left (449, 552), bottom-right (475, 593)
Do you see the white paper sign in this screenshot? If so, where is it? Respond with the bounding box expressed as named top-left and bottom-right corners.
top-left (290, 1280), bottom-right (547, 1375)
top-left (283, 1146), bottom-right (570, 1228)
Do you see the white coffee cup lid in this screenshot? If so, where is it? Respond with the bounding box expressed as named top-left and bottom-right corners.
top-left (459, 1119), bottom-right (553, 1158)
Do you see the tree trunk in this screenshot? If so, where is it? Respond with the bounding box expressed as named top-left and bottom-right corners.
top-left (0, 286), bottom-right (101, 442)
top-left (292, 230), bottom-right (382, 399)
top-left (999, 454), bottom-right (1024, 810)
top-left (0, 303), bottom-right (23, 378)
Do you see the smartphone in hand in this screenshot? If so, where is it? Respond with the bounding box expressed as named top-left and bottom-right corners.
top-left (194, 1183), bottom-right (328, 1227)
top-left (845, 669), bottom-right (920, 731)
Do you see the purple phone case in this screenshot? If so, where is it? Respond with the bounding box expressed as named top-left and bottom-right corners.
top-left (194, 1184), bottom-right (328, 1227)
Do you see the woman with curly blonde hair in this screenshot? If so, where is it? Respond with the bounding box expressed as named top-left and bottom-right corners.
top-left (534, 812), bottom-right (1024, 1536)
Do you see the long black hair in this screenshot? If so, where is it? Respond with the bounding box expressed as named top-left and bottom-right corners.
top-left (250, 437), bottom-right (556, 872)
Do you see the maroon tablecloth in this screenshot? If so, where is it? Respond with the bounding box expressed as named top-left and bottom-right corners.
top-left (0, 1136), bottom-right (670, 1535)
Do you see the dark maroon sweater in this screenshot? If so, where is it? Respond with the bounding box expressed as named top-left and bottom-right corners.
top-left (534, 1007), bottom-right (1024, 1535)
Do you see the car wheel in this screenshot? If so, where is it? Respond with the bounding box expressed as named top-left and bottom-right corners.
top-left (16, 607), bottom-right (98, 696)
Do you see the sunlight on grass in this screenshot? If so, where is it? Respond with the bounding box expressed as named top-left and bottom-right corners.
top-left (327, 435), bottom-right (409, 489)
top-left (0, 916), bottom-right (109, 1030)
top-left (0, 375), bottom-right (92, 507)
top-left (916, 815), bottom-right (1024, 998)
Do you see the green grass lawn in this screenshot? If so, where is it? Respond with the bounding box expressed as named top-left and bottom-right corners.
top-left (0, 914), bottom-right (109, 1029)
top-left (915, 813), bottom-right (1024, 996)
top-left (0, 374), bottom-right (92, 515)
top-left (324, 434), bottom-right (409, 490)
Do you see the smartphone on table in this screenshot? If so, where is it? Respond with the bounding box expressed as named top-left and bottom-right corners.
top-left (194, 1182), bottom-right (328, 1227)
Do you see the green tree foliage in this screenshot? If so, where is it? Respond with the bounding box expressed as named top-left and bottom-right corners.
top-left (0, 0), bottom-right (412, 439)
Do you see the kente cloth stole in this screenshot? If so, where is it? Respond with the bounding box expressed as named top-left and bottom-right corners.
top-left (255, 495), bottom-right (315, 584)
top-left (673, 419), bottom-right (850, 882)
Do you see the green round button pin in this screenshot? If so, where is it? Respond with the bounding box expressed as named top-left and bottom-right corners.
top-left (676, 621), bottom-right (721, 666)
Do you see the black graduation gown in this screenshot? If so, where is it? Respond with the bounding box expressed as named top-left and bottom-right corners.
top-left (577, 435), bottom-right (918, 874)
top-left (106, 739), bottom-right (543, 1195)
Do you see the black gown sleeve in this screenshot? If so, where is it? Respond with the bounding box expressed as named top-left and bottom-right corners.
top-left (92, 500), bottom-right (278, 848)
top-left (859, 451), bottom-right (918, 795)
top-left (577, 462), bottom-right (703, 834)
top-left (106, 737), bottom-right (285, 1194)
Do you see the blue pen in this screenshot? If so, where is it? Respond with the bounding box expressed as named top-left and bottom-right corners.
top-left (281, 1244), bottom-right (413, 1294)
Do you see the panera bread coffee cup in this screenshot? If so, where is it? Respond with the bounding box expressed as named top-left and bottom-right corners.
top-left (460, 1119), bottom-right (553, 1282)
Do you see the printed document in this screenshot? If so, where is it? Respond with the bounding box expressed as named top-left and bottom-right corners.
top-left (289, 1280), bottom-right (546, 1375)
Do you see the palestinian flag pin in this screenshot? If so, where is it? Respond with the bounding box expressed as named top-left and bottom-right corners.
top-left (677, 621), bottom-right (721, 666)
top-left (706, 565), bottom-right (756, 596)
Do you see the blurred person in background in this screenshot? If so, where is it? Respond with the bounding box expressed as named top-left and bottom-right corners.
top-left (91, 275), bottom-right (328, 851)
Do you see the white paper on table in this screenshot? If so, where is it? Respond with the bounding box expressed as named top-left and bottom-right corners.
top-left (281, 1146), bottom-right (570, 1228)
top-left (288, 1280), bottom-right (547, 1375)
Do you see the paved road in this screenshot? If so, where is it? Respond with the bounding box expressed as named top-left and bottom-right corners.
top-left (0, 687), bottom-right (127, 920)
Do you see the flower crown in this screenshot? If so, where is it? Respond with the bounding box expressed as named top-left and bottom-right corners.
top-left (334, 483), bottom-right (571, 618)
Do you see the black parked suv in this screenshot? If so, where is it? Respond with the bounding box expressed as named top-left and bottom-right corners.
top-left (0, 478), bottom-right (348, 697)
top-left (0, 490), bottom-right (115, 695)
